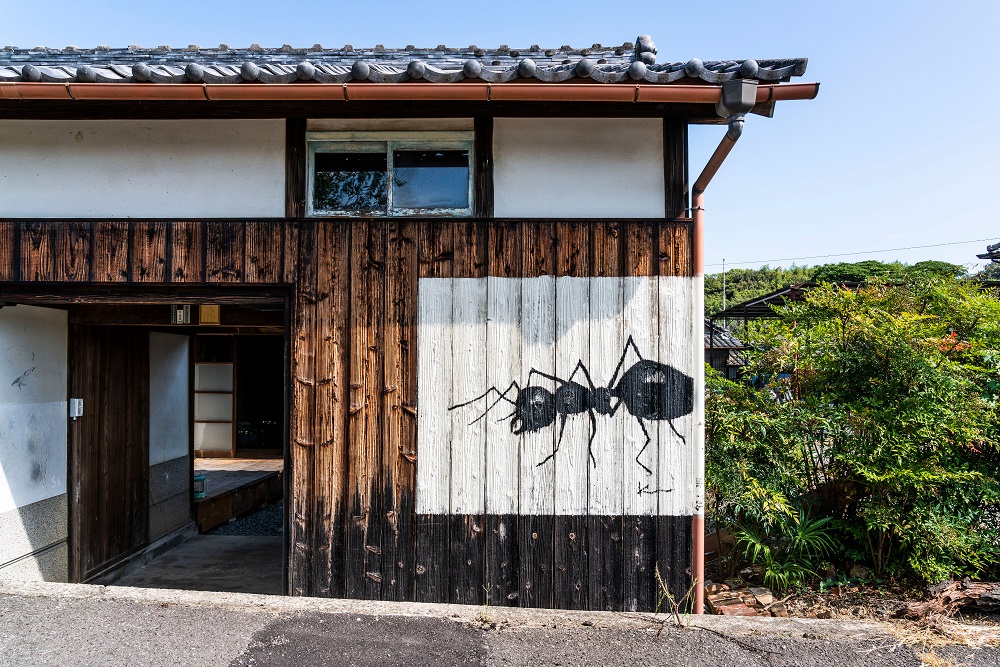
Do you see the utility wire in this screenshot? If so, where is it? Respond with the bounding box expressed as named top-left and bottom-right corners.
top-left (706, 237), bottom-right (997, 268)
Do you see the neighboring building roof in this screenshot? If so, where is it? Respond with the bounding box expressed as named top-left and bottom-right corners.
top-left (977, 242), bottom-right (1000, 261)
top-left (710, 282), bottom-right (862, 320)
top-left (705, 318), bottom-right (744, 349)
top-left (0, 36), bottom-right (807, 86)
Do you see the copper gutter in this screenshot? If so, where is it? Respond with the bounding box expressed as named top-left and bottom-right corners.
top-left (0, 81), bottom-right (819, 103)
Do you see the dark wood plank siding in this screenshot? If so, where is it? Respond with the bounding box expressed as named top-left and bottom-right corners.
top-left (1, 217), bottom-right (693, 611)
top-left (311, 220), bottom-right (349, 598)
top-left (130, 222), bottom-right (168, 283)
top-left (553, 221), bottom-right (590, 611)
top-left (663, 118), bottom-right (689, 219)
top-left (413, 222), bottom-right (453, 603)
top-left (93, 222), bottom-right (130, 282)
top-left (587, 221), bottom-right (625, 611)
top-left (623, 221), bottom-right (659, 613)
top-left (286, 118), bottom-right (307, 219)
top-left (19, 222), bottom-right (54, 282)
top-left (382, 220), bottom-right (418, 601)
top-left (289, 220), bottom-right (317, 596)
top-left (55, 222), bottom-right (93, 282)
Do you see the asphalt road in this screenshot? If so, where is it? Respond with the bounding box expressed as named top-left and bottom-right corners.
top-left (0, 582), bottom-right (996, 667)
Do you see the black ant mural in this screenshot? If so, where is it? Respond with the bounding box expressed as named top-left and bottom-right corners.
top-left (448, 335), bottom-right (694, 475)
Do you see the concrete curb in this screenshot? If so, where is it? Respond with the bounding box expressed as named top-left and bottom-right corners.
top-left (0, 580), bottom-right (896, 639)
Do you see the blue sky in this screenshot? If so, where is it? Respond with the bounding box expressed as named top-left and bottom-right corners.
top-left (2, 0), bottom-right (997, 273)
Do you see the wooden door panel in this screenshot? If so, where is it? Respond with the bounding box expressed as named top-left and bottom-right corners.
top-left (70, 325), bottom-right (149, 581)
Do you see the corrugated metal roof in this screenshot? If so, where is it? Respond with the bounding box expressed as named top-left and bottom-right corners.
top-left (0, 36), bottom-right (807, 85)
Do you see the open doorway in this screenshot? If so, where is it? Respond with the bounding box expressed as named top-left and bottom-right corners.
top-left (53, 297), bottom-right (289, 595)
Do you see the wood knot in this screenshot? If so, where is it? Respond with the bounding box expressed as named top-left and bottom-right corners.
top-left (415, 564), bottom-right (426, 575)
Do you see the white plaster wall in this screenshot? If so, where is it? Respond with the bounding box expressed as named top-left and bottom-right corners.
top-left (493, 118), bottom-right (665, 218)
top-left (149, 333), bottom-right (190, 466)
top-left (0, 120), bottom-right (285, 218)
top-left (0, 305), bottom-right (67, 514)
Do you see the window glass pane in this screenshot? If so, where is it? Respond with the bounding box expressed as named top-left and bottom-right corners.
top-left (195, 364), bottom-right (233, 392)
top-left (393, 150), bottom-right (469, 209)
top-left (314, 152), bottom-right (387, 211)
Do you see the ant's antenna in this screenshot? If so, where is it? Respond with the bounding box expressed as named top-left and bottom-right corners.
top-left (449, 381), bottom-right (520, 426)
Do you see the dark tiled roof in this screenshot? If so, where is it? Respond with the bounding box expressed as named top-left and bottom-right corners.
top-left (0, 36), bottom-right (807, 85)
top-left (704, 319), bottom-right (744, 349)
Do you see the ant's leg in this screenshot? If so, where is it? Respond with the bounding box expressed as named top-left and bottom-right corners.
top-left (608, 397), bottom-right (625, 417)
top-left (452, 382), bottom-right (521, 427)
top-left (537, 413), bottom-right (568, 467)
top-left (474, 381), bottom-right (521, 424)
top-left (666, 418), bottom-right (687, 447)
top-left (633, 417), bottom-right (653, 476)
top-left (586, 408), bottom-right (597, 467)
top-left (607, 335), bottom-right (645, 390)
top-left (527, 367), bottom-right (568, 387)
top-left (449, 381), bottom-right (517, 411)
top-left (566, 360), bottom-right (597, 391)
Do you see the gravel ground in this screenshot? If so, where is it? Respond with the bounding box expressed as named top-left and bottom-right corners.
top-left (207, 501), bottom-right (283, 537)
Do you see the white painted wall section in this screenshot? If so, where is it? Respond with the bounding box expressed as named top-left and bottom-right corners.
top-left (417, 276), bottom-right (698, 516)
top-left (493, 118), bottom-right (664, 218)
top-left (0, 305), bottom-right (67, 514)
top-left (149, 332), bottom-right (190, 466)
top-left (0, 120), bottom-right (285, 218)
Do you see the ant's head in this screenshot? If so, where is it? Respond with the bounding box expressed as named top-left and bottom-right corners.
top-left (591, 387), bottom-right (613, 415)
top-left (510, 386), bottom-right (555, 434)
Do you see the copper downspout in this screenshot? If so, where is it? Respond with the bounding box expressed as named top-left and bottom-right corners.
top-left (690, 125), bottom-right (743, 616)
top-left (0, 81), bottom-right (820, 103)
top-left (688, 76), bottom-right (804, 615)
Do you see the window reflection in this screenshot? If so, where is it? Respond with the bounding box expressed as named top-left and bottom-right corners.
top-left (313, 152), bottom-right (387, 212)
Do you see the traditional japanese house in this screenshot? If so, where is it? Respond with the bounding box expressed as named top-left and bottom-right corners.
top-left (0, 36), bottom-right (817, 612)
top-left (704, 319), bottom-right (746, 380)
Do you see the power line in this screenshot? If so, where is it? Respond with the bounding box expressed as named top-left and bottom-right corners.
top-left (706, 237), bottom-right (997, 268)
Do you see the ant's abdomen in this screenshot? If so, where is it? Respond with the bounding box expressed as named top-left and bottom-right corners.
top-left (614, 360), bottom-right (694, 421)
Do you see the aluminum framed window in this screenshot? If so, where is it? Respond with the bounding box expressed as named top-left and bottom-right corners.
top-left (306, 131), bottom-right (475, 217)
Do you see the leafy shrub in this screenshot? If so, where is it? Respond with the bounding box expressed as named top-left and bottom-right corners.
top-left (706, 276), bottom-right (1000, 584)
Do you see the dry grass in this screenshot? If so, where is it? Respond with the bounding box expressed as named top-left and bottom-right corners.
top-left (889, 613), bottom-right (1000, 650)
top-left (916, 652), bottom-right (959, 667)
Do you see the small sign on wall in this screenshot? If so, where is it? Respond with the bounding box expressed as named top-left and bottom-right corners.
top-left (199, 305), bottom-right (221, 326)
top-left (170, 305), bottom-right (191, 325)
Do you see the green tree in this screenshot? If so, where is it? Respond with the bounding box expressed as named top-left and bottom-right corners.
top-left (704, 265), bottom-right (813, 318)
top-left (706, 277), bottom-right (1000, 584)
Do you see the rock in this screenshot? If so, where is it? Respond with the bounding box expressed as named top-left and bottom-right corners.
top-left (749, 587), bottom-right (774, 606)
